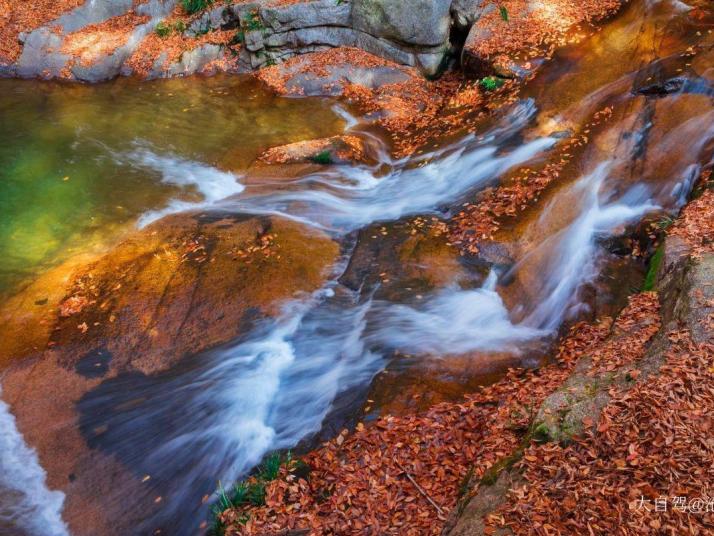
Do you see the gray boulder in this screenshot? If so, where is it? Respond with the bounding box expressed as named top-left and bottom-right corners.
top-left (352, 0), bottom-right (453, 46)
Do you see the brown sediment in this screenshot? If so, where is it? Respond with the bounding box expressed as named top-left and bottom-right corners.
top-left (0, 0), bottom-right (84, 62)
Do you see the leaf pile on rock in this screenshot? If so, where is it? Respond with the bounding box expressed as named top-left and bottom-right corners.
top-left (669, 172), bottom-right (714, 257)
top-left (0, 0), bottom-right (84, 62)
top-left (495, 329), bottom-right (714, 534)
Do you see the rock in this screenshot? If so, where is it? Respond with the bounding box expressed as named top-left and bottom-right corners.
top-left (235, 0), bottom-right (451, 76)
top-left (260, 0), bottom-right (352, 32)
top-left (151, 43), bottom-right (225, 79)
top-left (451, 0), bottom-right (487, 30)
top-left (351, 0), bottom-right (452, 47)
top-left (0, 212), bottom-right (338, 375)
top-left (15, 0), bottom-right (176, 81)
top-left (257, 47), bottom-right (414, 96)
top-left (635, 76), bottom-right (686, 97)
top-left (256, 135), bottom-right (369, 165)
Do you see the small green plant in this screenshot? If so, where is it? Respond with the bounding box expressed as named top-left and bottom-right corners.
top-left (182, 0), bottom-right (214, 14)
top-left (155, 22), bottom-right (171, 38)
top-left (655, 215), bottom-right (675, 230)
top-left (479, 76), bottom-right (505, 92)
top-left (244, 11), bottom-right (264, 31)
top-left (311, 151), bottom-right (333, 165)
top-left (257, 452), bottom-right (283, 481)
top-left (155, 20), bottom-right (188, 38)
top-left (232, 29), bottom-right (245, 44)
top-left (499, 5), bottom-right (509, 21)
top-left (532, 422), bottom-right (552, 443)
top-left (209, 451), bottom-right (303, 532)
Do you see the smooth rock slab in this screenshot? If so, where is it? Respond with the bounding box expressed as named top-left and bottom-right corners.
top-left (0, 212), bottom-right (338, 375)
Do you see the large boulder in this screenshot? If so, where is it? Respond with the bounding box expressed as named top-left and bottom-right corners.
top-left (236, 0), bottom-right (453, 76)
top-left (351, 0), bottom-right (453, 47)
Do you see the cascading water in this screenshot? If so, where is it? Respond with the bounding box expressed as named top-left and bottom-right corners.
top-left (2, 0), bottom-right (713, 530)
top-left (72, 100), bottom-right (666, 533)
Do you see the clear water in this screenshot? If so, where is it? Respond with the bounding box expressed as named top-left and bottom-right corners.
top-left (0, 75), bottom-right (346, 293)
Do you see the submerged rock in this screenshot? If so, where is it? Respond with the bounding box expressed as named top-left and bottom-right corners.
top-left (0, 212), bottom-right (338, 374)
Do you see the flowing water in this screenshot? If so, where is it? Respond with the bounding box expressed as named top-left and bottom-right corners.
top-left (1, 0), bottom-right (713, 534)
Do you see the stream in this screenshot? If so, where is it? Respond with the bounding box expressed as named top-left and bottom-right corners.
top-left (1, 0), bottom-right (713, 534)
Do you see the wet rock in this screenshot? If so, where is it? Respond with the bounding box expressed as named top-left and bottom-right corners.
top-left (256, 135), bottom-right (369, 165)
top-left (340, 219), bottom-right (472, 300)
top-left (635, 76), bottom-right (685, 96)
top-left (0, 212), bottom-right (338, 375)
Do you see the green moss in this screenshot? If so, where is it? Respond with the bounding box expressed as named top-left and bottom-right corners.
top-left (480, 451), bottom-right (522, 486)
top-left (155, 20), bottom-right (188, 38)
top-left (458, 466), bottom-right (475, 498)
top-left (532, 422), bottom-right (552, 443)
top-left (310, 151), bottom-right (333, 165)
top-left (244, 11), bottom-right (265, 31)
top-left (643, 245), bottom-right (664, 291)
top-left (155, 22), bottom-right (171, 38)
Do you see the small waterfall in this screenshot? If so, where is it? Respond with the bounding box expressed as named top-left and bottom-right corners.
top-left (522, 163), bottom-right (658, 329)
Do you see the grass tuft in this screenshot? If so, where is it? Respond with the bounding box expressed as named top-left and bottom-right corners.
top-left (182, 0), bottom-right (214, 14)
top-left (208, 451), bottom-right (304, 533)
